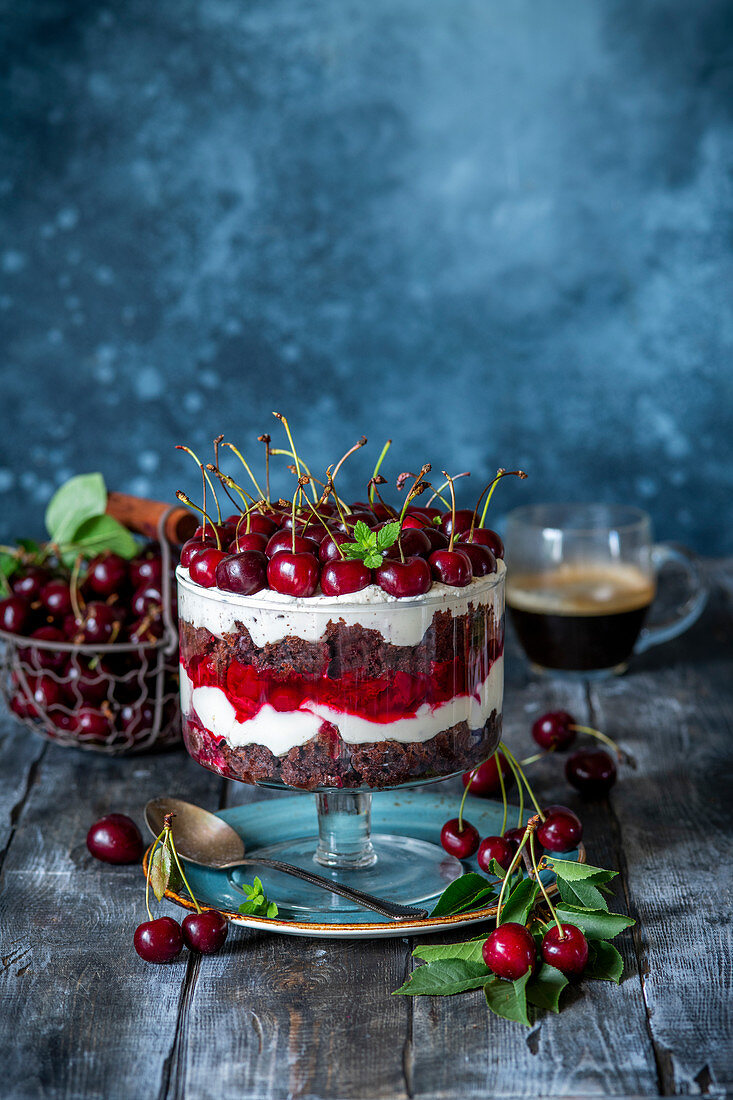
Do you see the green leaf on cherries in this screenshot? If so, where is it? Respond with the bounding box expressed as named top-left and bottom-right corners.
top-left (430, 873), bottom-right (497, 918)
top-left (412, 936), bottom-right (486, 966)
top-left (63, 514), bottom-right (138, 564)
top-left (394, 958), bottom-right (491, 996)
top-left (484, 970), bottom-right (532, 1026)
top-left (553, 903), bottom-right (635, 940)
top-left (497, 876), bottom-right (539, 926)
top-left (556, 876), bottom-right (609, 912)
top-left (149, 842), bottom-right (171, 902)
top-left (585, 940), bottom-right (624, 983)
top-left (526, 964), bottom-right (569, 1013)
top-left (342, 517), bottom-right (399, 569)
top-left (45, 472), bottom-right (107, 548)
top-left (545, 857), bottom-right (617, 885)
top-left (376, 521), bottom-right (401, 551)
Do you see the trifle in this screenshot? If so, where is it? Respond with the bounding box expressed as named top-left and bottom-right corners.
top-left (174, 423), bottom-right (520, 911)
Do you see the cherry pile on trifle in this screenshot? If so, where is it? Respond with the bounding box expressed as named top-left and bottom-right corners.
top-left (175, 420), bottom-right (525, 791)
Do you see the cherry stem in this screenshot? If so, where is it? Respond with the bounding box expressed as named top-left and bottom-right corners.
top-left (304, 496), bottom-right (345, 559)
top-left (457, 774), bottom-right (472, 832)
top-left (175, 492), bottom-right (222, 550)
top-left (369, 439), bottom-right (392, 503)
top-left (207, 464), bottom-right (244, 517)
top-left (496, 753), bottom-right (508, 837)
top-left (442, 471), bottom-right (457, 552)
top-left (477, 469), bottom-right (527, 531)
top-left (529, 832), bottom-right (563, 937)
top-left (69, 553), bottom-right (84, 624)
top-left (269, 449), bottom-right (319, 502)
top-left (570, 724), bottom-right (623, 761)
top-left (368, 477), bottom-right (398, 518)
top-left (499, 745), bottom-right (525, 828)
top-left (145, 826), bottom-right (167, 921)
top-left (325, 437), bottom-right (368, 516)
top-left (424, 472), bottom-right (470, 509)
top-left (176, 446), bottom-right (221, 525)
top-left (222, 442), bottom-right (265, 500)
top-left (519, 750), bottom-right (547, 767)
top-left (166, 825), bottom-right (202, 914)
top-left (258, 434), bottom-right (271, 504)
top-left (495, 816), bottom-right (539, 924)
top-left (500, 744), bottom-right (546, 821)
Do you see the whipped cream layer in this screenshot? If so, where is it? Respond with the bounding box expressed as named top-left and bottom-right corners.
top-left (177, 560), bottom-right (505, 648)
top-left (180, 656), bottom-right (503, 756)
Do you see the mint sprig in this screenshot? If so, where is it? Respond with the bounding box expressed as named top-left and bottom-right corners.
top-left (238, 876), bottom-right (279, 918)
top-left (342, 519), bottom-right (401, 569)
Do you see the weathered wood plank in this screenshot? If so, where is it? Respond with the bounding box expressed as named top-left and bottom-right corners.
top-left (0, 714), bottom-right (47, 863)
top-left (0, 737), bottom-right (221, 1100)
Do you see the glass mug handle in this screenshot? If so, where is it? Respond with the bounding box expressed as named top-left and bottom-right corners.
top-left (634, 543), bottom-right (708, 654)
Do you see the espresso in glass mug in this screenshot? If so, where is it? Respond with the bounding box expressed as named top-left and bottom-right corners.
top-left (505, 504), bottom-right (707, 678)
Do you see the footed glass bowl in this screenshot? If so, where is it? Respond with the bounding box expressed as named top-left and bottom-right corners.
top-left (176, 564), bottom-right (505, 911)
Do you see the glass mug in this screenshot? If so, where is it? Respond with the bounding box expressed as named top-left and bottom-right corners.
top-left (504, 504), bottom-right (708, 679)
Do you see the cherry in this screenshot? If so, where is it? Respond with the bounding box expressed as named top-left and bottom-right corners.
top-left (25, 626), bottom-right (67, 671)
top-left (180, 536), bottom-right (216, 567)
top-left (236, 513), bottom-right (278, 537)
top-left (375, 557), bottom-right (431, 598)
top-left (87, 553), bottom-right (128, 596)
top-left (120, 701), bottom-right (155, 737)
top-left (477, 835), bottom-right (516, 873)
top-left (0, 595), bottom-right (31, 634)
top-left (462, 754), bottom-right (512, 796)
top-left (482, 922), bottom-right (536, 980)
top-left (439, 509), bottom-right (474, 538)
top-left (131, 584), bottom-right (164, 617)
top-left (189, 547), bottom-right (228, 588)
top-left (320, 559), bottom-right (372, 596)
top-left (229, 531), bottom-right (268, 554)
top-left (12, 567), bottom-right (50, 601)
top-left (429, 548), bottom-right (473, 587)
top-left (440, 818), bottom-right (480, 859)
top-left (65, 656), bottom-right (110, 704)
top-left (337, 511), bottom-right (376, 533)
top-left (82, 602), bottom-right (120, 644)
top-left (319, 531), bottom-right (350, 564)
top-left (537, 809), bottom-right (583, 852)
top-left (193, 522), bottom-right (230, 544)
top-left (265, 530), bottom-right (319, 559)
top-left (566, 749), bottom-right (617, 796)
top-left (215, 551), bottom-right (268, 595)
top-left (129, 616), bottom-right (164, 644)
top-left (504, 826), bottom-right (532, 853)
top-left (401, 511), bottom-right (434, 530)
top-left (455, 542), bottom-right (497, 577)
top-left (532, 710), bottom-right (576, 751)
top-left (182, 910), bottom-right (228, 954)
top-left (541, 924), bottom-right (589, 978)
top-left (49, 708), bottom-right (77, 733)
top-left (398, 527), bottom-right (432, 559)
top-left (420, 527), bottom-right (449, 553)
top-left (130, 552), bottom-right (163, 589)
top-left (75, 706), bottom-right (113, 739)
top-left (464, 527), bottom-right (504, 560)
top-left (134, 916), bottom-right (184, 964)
top-left (86, 813), bottom-right (143, 863)
top-left (41, 579), bottom-right (73, 617)
top-left (267, 552), bottom-right (319, 597)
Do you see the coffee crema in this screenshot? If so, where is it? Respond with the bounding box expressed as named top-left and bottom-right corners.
top-left (507, 564), bottom-right (655, 672)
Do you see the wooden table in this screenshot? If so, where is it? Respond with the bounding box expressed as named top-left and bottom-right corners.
top-left (1, 562), bottom-right (730, 1100)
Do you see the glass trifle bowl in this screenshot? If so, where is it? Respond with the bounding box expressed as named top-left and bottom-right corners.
top-left (176, 562), bottom-right (505, 912)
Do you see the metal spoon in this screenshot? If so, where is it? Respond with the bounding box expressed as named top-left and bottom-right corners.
top-left (144, 797), bottom-right (428, 921)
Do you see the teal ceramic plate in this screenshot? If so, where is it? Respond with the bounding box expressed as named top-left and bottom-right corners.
top-left (143, 789), bottom-right (584, 939)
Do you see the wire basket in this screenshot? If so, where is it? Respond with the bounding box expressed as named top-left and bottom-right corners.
top-left (0, 503), bottom-right (184, 755)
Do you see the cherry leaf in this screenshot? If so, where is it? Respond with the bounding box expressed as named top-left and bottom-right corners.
top-left (526, 963), bottom-right (569, 1013)
top-left (556, 875), bottom-right (608, 911)
top-left (585, 940), bottom-right (624, 983)
top-left (497, 877), bottom-right (538, 926)
top-left (45, 472), bottom-right (107, 548)
top-left (545, 857), bottom-right (617, 885)
top-left (483, 970), bottom-right (532, 1026)
top-left (430, 873), bottom-right (497, 918)
top-left (554, 903), bottom-right (635, 940)
top-left (149, 843), bottom-right (171, 902)
top-left (394, 959), bottom-right (491, 996)
top-left (412, 936), bottom-right (487, 966)
top-left (61, 514), bottom-right (138, 566)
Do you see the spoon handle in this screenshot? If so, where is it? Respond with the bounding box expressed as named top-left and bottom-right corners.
top-left (234, 856), bottom-right (429, 921)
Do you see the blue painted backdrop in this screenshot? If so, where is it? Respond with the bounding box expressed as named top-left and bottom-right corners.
top-left (1, 0), bottom-right (731, 551)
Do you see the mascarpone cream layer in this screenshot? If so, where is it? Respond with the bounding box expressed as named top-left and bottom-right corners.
top-left (181, 655), bottom-right (503, 757)
top-left (177, 560), bottom-right (505, 648)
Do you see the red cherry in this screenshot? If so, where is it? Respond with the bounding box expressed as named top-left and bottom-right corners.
top-left (477, 835), bottom-right (516, 873)
top-left (81, 602), bottom-right (120, 643)
top-left (12, 567), bottom-right (50, 601)
top-left (541, 924), bottom-right (589, 978)
top-left (455, 541), bottom-right (497, 577)
top-left (229, 531), bottom-right (268, 554)
top-left (537, 809), bottom-right (583, 852)
top-left (398, 528), bottom-right (432, 559)
top-left (503, 826), bottom-right (533, 855)
top-left (532, 711), bottom-right (576, 751)
top-left (189, 548), bottom-right (228, 588)
top-left (319, 531), bottom-right (350, 563)
top-left (464, 527), bottom-right (504, 559)
top-left (129, 616), bottom-right (164, 644)
top-left (401, 511), bottom-right (434, 530)
top-left (86, 813), bottom-right (143, 863)
top-left (41, 579), bottom-right (73, 617)
top-left (76, 706), bottom-right (113, 739)
top-left (566, 749), bottom-right (617, 796)
top-left (215, 551), bottom-right (268, 595)
top-left (236, 513), bottom-right (278, 537)
top-left (337, 511), bottom-right (377, 533)
top-left (182, 910), bottom-right (228, 954)
top-left (375, 557), bottom-right (431, 598)
top-left (439, 509), bottom-right (474, 538)
top-left (265, 530), bottom-right (319, 559)
top-left (193, 523), bottom-right (230, 543)
top-left (180, 536), bottom-right (216, 567)
top-left (0, 595), bottom-right (31, 634)
top-left (482, 922), bottom-right (536, 980)
top-left (429, 548), bottom-right (473, 587)
top-left (24, 674), bottom-right (66, 716)
top-left (131, 584), bottom-right (164, 617)
top-left (87, 553), bottom-right (128, 596)
top-left (320, 559), bottom-right (372, 596)
top-left (462, 754), bottom-right (512, 796)
top-left (120, 701), bottom-right (155, 737)
top-left (24, 626), bottom-right (67, 671)
top-left (440, 818), bottom-right (480, 858)
top-left (134, 916), bottom-right (184, 963)
top-left (65, 655), bottom-right (110, 704)
top-left (420, 527), bottom-right (449, 553)
top-left (130, 552), bottom-right (163, 588)
top-left (267, 552), bottom-right (319, 597)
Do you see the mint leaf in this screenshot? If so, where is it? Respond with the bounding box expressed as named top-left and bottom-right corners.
top-left (237, 876), bottom-right (277, 917)
top-left (554, 903), bottom-right (635, 940)
top-left (430, 873), bottom-right (497, 918)
top-left (484, 970), bottom-right (532, 1026)
top-left (63, 514), bottom-right (138, 565)
top-left (342, 543), bottom-right (366, 559)
top-left (149, 843), bottom-right (171, 902)
top-left (352, 520), bottom-right (373, 546)
top-left (0, 552), bottom-right (19, 580)
top-left (557, 876), bottom-right (608, 911)
top-left (376, 521), bottom-right (401, 551)
top-left (45, 472), bottom-right (107, 547)
top-left (253, 876), bottom-right (263, 895)
top-left (413, 937), bottom-right (486, 966)
top-left (498, 877), bottom-right (539, 926)
top-left (266, 901), bottom-right (279, 918)
top-left (526, 963), bottom-right (569, 1013)
top-left (546, 858), bottom-right (617, 885)
top-left (394, 959), bottom-right (491, 996)
top-left (585, 940), bottom-right (624, 984)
